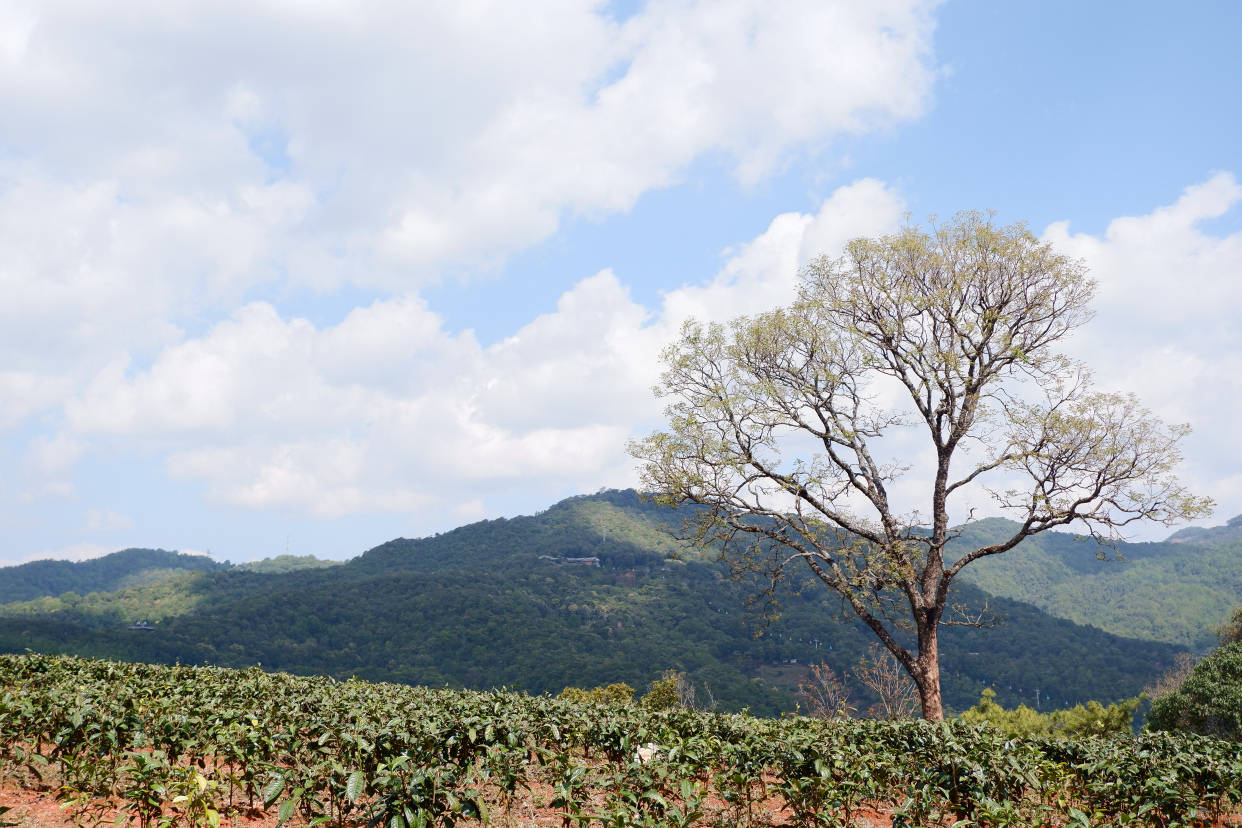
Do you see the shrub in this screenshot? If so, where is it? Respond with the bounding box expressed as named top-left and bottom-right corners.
top-left (1148, 641), bottom-right (1242, 740)
top-left (557, 682), bottom-right (635, 705)
top-left (959, 688), bottom-right (1139, 737)
top-left (641, 670), bottom-right (686, 711)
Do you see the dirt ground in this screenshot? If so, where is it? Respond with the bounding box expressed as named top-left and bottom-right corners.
top-left (5, 773), bottom-right (1242, 827)
top-left (0, 776), bottom-right (894, 828)
top-left (0, 781), bottom-right (284, 827)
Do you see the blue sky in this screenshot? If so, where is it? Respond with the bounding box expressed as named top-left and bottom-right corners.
top-left (0, 0), bottom-right (1239, 564)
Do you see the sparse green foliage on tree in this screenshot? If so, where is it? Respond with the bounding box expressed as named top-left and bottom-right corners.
top-left (798, 644), bottom-right (922, 720)
top-left (796, 661), bottom-right (853, 719)
top-left (854, 643), bottom-right (919, 720)
top-left (632, 212), bottom-right (1212, 720)
top-left (1144, 652), bottom-right (1197, 700)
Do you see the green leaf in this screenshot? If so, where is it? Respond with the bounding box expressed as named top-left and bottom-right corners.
top-left (262, 775), bottom-right (285, 807)
top-left (346, 769), bottom-right (366, 802)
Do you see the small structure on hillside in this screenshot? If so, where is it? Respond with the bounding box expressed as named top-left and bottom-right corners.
top-left (127, 620), bottom-right (155, 631)
top-left (538, 555), bottom-right (601, 567)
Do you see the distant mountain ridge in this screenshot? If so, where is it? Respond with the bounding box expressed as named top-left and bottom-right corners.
top-left (1167, 513), bottom-right (1242, 545)
top-left (951, 514), bottom-right (1242, 650)
top-left (0, 548), bottom-right (224, 605)
top-left (0, 548), bottom-right (346, 600)
top-left (0, 490), bottom-right (1197, 716)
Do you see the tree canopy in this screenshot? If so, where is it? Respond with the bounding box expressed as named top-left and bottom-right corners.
top-left (632, 212), bottom-right (1211, 719)
top-left (1148, 642), bottom-right (1242, 741)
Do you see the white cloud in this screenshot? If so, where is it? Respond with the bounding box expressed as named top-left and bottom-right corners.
top-left (1045, 172), bottom-right (1242, 328)
top-left (0, 0), bottom-right (940, 442)
top-left (25, 542), bottom-right (114, 564)
top-left (660, 177), bottom-right (907, 324)
top-left (0, 372), bottom-right (73, 430)
top-left (1043, 172), bottom-right (1242, 529)
top-left (19, 434), bottom-right (84, 500)
top-left (0, 4), bottom-right (36, 66)
top-left (177, 547), bottom-right (212, 558)
top-left (55, 180), bottom-right (907, 525)
top-left (0, 0), bottom-right (943, 546)
top-left (24, 170), bottom-right (1242, 539)
top-left (4, 2), bottom-right (1234, 558)
top-left (84, 509), bottom-right (134, 531)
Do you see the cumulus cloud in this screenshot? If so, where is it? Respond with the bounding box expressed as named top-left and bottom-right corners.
top-left (661, 177), bottom-right (908, 323)
top-left (1045, 172), bottom-right (1242, 329)
top-left (84, 509), bottom-right (134, 531)
top-left (0, 0), bottom-right (945, 552)
top-left (24, 542), bottom-right (115, 564)
top-left (56, 180), bottom-right (907, 524)
top-left (10, 2), bottom-right (1237, 547)
top-left (0, 0), bottom-right (939, 440)
top-left (12, 168), bottom-right (1242, 543)
top-left (1044, 172), bottom-right (1242, 527)
top-left (19, 165), bottom-right (1242, 540)
top-left (19, 433), bottom-right (84, 500)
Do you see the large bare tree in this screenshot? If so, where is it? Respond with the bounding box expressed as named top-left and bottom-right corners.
top-left (630, 212), bottom-right (1212, 720)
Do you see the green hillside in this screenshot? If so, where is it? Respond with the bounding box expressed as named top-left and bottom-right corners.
top-left (0, 491), bottom-right (1190, 715)
top-left (1167, 514), bottom-right (1242, 546)
top-left (952, 516), bottom-right (1242, 651)
top-left (0, 549), bottom-right (342, 625)
top-left (0, 547), bottom-right (225, 604)
top-left (237, 553), bottom-right (343, 574)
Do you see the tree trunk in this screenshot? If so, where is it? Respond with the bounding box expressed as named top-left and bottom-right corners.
top-left (917, 670), bottom-right (944, 721)
top-left (914, 624), bottom-right (945, 721)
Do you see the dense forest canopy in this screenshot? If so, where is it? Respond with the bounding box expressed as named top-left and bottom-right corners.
top-left (2, 490), bottom-right (1228, 716)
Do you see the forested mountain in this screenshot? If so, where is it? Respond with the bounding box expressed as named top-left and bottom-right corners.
top-left (952, 515), bottom-right (1242, 651)
top-left (0, 491), bottom-right (1204, 715)
top-left (1167, 514), bottom-right (1242, 548)
top-left (0, 548), bottom-right (225, 604)
top-left (237, 554), bottom-right (343, 574)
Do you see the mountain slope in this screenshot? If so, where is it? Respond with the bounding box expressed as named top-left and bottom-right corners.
top-left (951, 516), bottom-right (1242, 651)
top-left (0, 548), bottom-right (225, 604)
top-left (0, 491), bottom-right (1190, 715)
